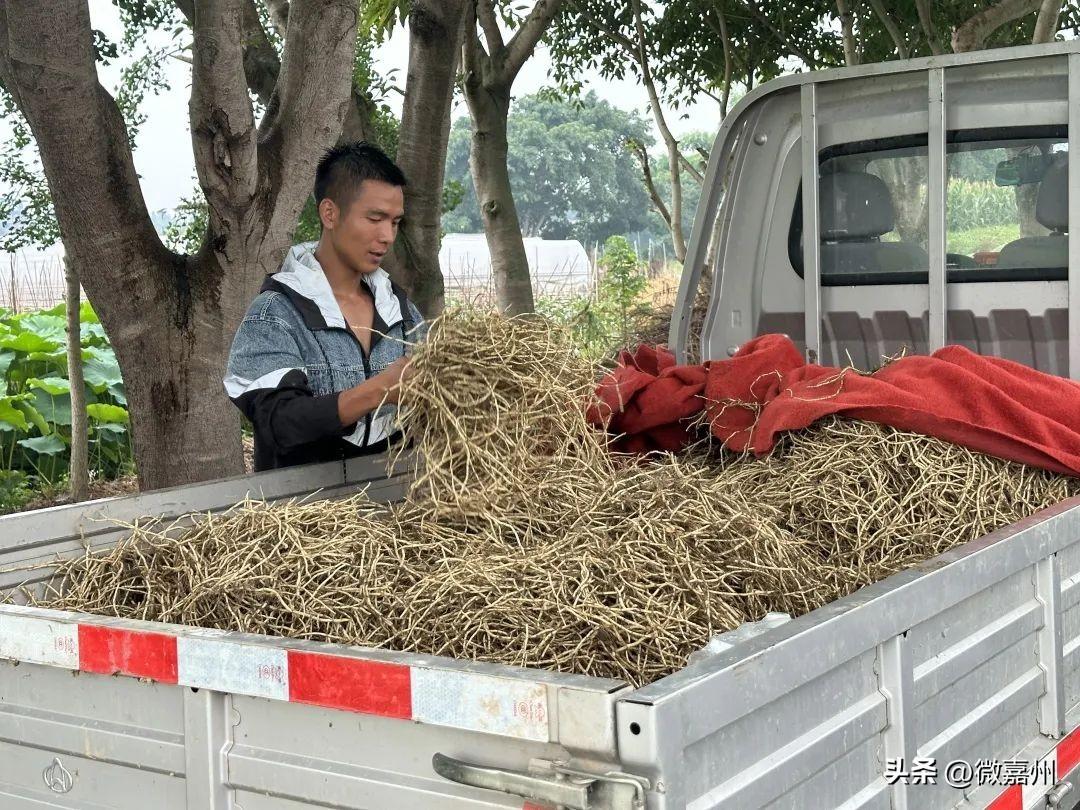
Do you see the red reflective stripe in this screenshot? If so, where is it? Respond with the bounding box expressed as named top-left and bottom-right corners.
top-left (987, 784), bottom-right (1022, 810)
top-left (287, 651), bottom-right (411, 718)
top-left (1058, 725), bottom-right (1080, 775)
top-left (78, 625), bottom-right (178, 683)
top-left (523, 803), bottom-right (554, 810)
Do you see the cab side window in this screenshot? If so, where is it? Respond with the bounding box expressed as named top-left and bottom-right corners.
top-left (790, 128), bottom-right (1069, 284)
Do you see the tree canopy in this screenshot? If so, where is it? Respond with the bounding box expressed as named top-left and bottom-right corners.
top-left (443, 91), bottom-right (655, 246)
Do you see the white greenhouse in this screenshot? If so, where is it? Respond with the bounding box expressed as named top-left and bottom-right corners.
top-left (438, 233), bottom-right (594, 302)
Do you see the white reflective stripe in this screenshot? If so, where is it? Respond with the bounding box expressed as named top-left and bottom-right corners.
top-left (342, 406), bottom-right (397, 447)
top-left (177, 636), bottom-right (289, 700)
top-left (411, 669), bottom-right (550, 742)
top-left (1022, 745), bottom-right (1068, 807)
top-left (343, 420), bottom-right (366, 447)
top-left (223, 367), bottom-right (300, 399)
top-left (368, 407), bottom-right (397, 444)
top-left (0, 614), bottom-right (78, 667)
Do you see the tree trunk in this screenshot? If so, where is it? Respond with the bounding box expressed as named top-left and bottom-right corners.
top-left (393, 0), bottom-right (469, 318)
top-left (65, 258), bottom-right (88, 501)
top-left (0, 0), bottom-right (357, 490)
top-left (467, 87), bottom-right (535, 314)
top-left (836, 0), bottom-right (860, 66)
top-left (459, 0), bottom-right (563, 316)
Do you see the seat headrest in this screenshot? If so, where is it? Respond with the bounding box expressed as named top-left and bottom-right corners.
top-left (819, 171), bottom-right (895, 240)
top-left (1036, 159), bottom-right (1068, 232)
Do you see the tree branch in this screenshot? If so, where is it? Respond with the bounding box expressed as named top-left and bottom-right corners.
top-left (257, 0), bottom-right (358, 235)
top-left (462, 4), bottom-right (486, 76)
top-left (867, 0), bottom-right (909, 58)
top-left (0, 0), bottom-right (165, 292)
top-left (475, 0), bottom-right (504, 54)
top-left (174, 0), bottom-right (195, 22)
top-left (744, 2), bottom-right (818, 69)
top-left (835, 0), bottom-right (859, 66)
top-left (951, 0), bottom-right (1040, 52)
top-left (1033, 0), bottom-right (1064, 42)
top-left (241, 0), bottom-right (281, 106)
top-left (914, 0), bottom-right (943, 54)
top-left (627, 139), bottom-right (671, 228)
top-left (565, 0), bottom-right (636, 54)
top-left (630, 0), bottom-right (684, 258)
top-left (702, 8), bottom-right (734, 116)
top-left (266, 0), bottom-right (289, 38)
top-left (678, 152), bottom-right (704, 185)
top-left (503, 0), bottom-right (564, 79)
top-left (190, 0), bottom-right (259, 213)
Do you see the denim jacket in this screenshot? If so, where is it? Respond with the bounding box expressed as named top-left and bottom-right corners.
top-left (224, 242), bottom-right (426, 471)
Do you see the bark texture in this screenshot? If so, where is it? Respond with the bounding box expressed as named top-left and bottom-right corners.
top-left (0, 0), bottom-right (358, 489)
top-left (393, 0), bottom-right (469, 317)
top-left (65, 259), bottom-right (88, 501)
top-left (462, 0), bottom-right (564, 315)
top-left (952, 0), bottom-right (1041, 51)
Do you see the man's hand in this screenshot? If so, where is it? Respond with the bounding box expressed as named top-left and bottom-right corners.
top-left (337, 356), bottom-right (415, 427)
top-left (378, 356), bottom-right (414, 404)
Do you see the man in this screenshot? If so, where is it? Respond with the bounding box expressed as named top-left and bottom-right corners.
top-left (224, 142), bottom-right (427, 471)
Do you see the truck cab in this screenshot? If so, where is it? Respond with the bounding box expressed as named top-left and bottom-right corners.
top-left (672, 42), bottom-right (1078, 380)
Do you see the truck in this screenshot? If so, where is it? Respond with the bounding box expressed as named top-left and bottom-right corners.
top-left (1, 40), bottom-right (1078, 810)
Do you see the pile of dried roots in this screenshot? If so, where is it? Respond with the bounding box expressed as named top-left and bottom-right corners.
top-left (31, 310), bottom-right (1080, 686)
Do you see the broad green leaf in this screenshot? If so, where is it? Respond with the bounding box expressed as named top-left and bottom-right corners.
top-left (27, 376), bottom-right (71, 396)
top-left (14, 399), bottom-right (49, 435)
top-left (15, 314), bottom-right (67, 343)
top-left (107, 383), bottom-right (127, 406)
top-left (0, 350), bottom-right (14, 395)
top-left (0, 332), bottom-right (59, 354)
top-left (80, 322), bottom-right (109, 346)
top-left (26, 349), bottom-right (68, 368)
top-left (33, 389), bottom-right (72, 426)
top-left (94, 422), bottom-right (127, 436)
top-left (17, 433), bottom-right (66, 455)
top-left (83, 347), bottom-right (122, 392)
top-left (80, 301), bottom-right (100, 323)
top-left (0, 397), bottom-right (30, 431)
top-left (87, 403), bottom-right (129, 424)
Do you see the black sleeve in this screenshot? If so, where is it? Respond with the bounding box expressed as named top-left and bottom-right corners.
top-left (223, 318), bottom-right (347, 455)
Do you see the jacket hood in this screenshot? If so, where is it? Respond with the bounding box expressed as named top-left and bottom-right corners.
top-left (267, 242), bottom-right (403, 331)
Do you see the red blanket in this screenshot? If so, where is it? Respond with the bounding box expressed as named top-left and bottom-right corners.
top-left (588, 334), bottom-right (1080, 476)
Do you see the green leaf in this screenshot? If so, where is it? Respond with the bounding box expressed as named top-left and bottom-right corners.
top-left (94, 422), bottom-right (127, 436)
top-left (83, 347), bottom-right (123, 392)
top-left (14, 399), bottom-right (49, 435)
top-left (32, 388), bottom-right (72, 426)
top-left (26, 349), bottom-right (68, 367)
top-left (27, 376), bottom-right (71, 396)
top-left (0, 396), bottom-right (30, 431)
top-left (15, 313), bottom-right (67, 343)
top-left (107, 383), bottom-right (127, 406)
top-left (0, 332), bottom-right (59, 354)
top-left (0, 350), bottom-right (14, 395)
top-left (80, 322), bottom-right (110, 346)
top-left (17, 433), bottom-right (67, 456)
top-left (42, 301), bottom-right (100, 324)
top-left (87, 403), bottom-right (129, 424)
top-left (80, 301), bottom-right (100, 324)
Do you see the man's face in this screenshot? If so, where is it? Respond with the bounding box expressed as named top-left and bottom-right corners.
top-left (323, 179), bottom-right (404, 274)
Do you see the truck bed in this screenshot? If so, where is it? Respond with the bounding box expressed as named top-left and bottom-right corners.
top-left (4, 453), bottom-right (1080, 809)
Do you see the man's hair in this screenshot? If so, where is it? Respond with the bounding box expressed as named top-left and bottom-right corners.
top-left (314, 142), bottom-right (407, 212)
